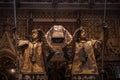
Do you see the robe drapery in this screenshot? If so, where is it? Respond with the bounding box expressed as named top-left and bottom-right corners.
top-left (18, 40), bottom-right (45, 73)
top-left (72, 40), bottom-right (98, 75)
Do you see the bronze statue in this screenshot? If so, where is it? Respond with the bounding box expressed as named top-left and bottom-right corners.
top-left (71, 28), bottom-right (100, 75)
top-left (17, 29), bottom-right (47, 73)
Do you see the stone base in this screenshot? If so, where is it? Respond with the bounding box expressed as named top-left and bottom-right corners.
top-left (72, 74), bottom-right (98, 80)
top-left (20, 73), bottom-right (48, 80)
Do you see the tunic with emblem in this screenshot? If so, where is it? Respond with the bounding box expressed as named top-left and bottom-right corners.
top-left (18, 40), bottom-right (45, 73)
top-left (72, 40), bottom-right (98, 75)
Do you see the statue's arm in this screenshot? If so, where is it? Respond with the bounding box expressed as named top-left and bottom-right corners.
top-left (13, 33), bottom-right (29, 47)
top-left (91, 39), bottom-right (102, 61)
top-left (18, 39), bottom-right (29, 46)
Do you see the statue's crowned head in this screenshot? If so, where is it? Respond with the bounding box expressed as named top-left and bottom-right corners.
top-left (74, 27), bottom-right (87, 42)
top-left (79, 28), bottom-right (86, 39)
top-left (31, 29), bottom-right (39, 39)
top-left (31, 29), bottom-right (43, 42)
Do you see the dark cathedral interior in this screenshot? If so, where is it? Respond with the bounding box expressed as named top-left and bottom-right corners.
top-left (0, 0), bottom-right (120, 80)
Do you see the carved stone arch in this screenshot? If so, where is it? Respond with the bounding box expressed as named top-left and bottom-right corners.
top-left (0, 48), bottom-right (16, 61)
top-left (0, 48), bottom-right (16, 80)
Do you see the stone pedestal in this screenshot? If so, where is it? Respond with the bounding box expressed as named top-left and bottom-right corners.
top-left (72, 74), bottom-right (98, 80)
top-left (20, 73), bottom-right (47, 80)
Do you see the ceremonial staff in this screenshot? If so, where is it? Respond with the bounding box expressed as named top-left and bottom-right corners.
top-left (13, 0), bottom-right (20, 80)
top-left (101, 0), bottom-right (108, 80)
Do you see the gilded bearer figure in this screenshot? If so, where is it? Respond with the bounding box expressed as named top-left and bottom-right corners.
top-left (72, 28), bottom-right (99, 75)
top-left (18, 29), bottom-right (46, 73)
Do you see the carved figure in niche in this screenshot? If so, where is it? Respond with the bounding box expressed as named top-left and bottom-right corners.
top-left (17, 29), bottom-right (47, 73)
top-left (71, 27), bottom-right (101, 75)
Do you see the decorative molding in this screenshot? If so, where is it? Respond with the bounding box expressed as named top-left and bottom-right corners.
top-left (0, 2), bottom-right (120, 10)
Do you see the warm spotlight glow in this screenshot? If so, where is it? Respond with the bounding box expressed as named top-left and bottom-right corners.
top-left (10, 69), bottom-right (16, 73)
